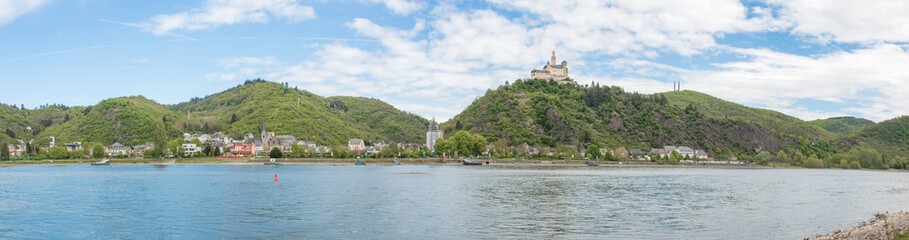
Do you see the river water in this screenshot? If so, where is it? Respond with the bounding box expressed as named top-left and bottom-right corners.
top-left (1, 165), bottom-right (908, 239)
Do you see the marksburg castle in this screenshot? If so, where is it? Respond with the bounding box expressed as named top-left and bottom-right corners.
top-left (530, 51), bottom-right (573, 84)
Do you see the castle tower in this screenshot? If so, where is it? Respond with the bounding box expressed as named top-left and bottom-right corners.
top-left (551, 51), bottom-right (557, 65)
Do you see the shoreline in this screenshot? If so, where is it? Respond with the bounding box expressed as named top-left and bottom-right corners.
top-left (0, 158), bottom-right (780, 168)
top-left (810, 211), bottom-right (909, 240)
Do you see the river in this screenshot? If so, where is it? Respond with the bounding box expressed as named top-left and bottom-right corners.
top-left (1, 165), bottom-right (907, 239)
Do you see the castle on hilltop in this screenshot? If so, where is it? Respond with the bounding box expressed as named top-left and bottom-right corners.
top-left (530, 51), bottom-right (572, 84)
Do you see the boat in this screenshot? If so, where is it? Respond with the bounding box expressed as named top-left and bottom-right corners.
top-left (585, 161), bottom-right (599, 167)
top-left (91, 159), bottom-right (110, 166)
top-left (462, 158), bottom-right (483, 165)
top-left (355, 160), bottom-right (367, 165)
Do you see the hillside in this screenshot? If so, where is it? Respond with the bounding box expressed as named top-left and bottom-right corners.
top-left (809, 117), bottom-right (874, 137)
top-left (0, 104), bottom-right (34, 143)
top-left (326, 96), bottom-right (429, 143)
top-left (37, 96), bottom-right (181, 146)
top-left (841, 116), bottom-right (909, 157)
top-left (441, 79), bottom-right (800, 157)
top-left (663, 90), bottom-right (837, 141)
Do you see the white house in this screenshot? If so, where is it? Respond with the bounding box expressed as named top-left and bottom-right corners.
top-left (183, 143), bottom-right (201, 155)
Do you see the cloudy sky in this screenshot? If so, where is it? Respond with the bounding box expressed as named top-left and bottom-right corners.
top-left (1, 0), bottom-right (908, 122)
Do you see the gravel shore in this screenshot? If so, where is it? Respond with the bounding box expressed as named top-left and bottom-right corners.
top-left (810, 211), bottom-right (909, 240)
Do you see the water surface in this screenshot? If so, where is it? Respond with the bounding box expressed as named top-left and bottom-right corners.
top-left (1, 165), bottom-right (907, 239)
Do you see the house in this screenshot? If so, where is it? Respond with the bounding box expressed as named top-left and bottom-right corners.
top-left (348, 139), bottom-right (365, 152)
top-left (365, 146), bottom-right (379, 155)
top-left (64, 142), bottom-right (83, 152)
top-left (660, 146), bottom-right (677, 158)
top-left (197, 134), bottom-right (212, 143)
top-left (600, 148), bottom-right (612, 157)
top-left (182, 144), bottom-right (201, 155)
top-left (676, 146), bottom-right (695, 159)
top-left (298, 141), bottom-right (317, 149)
top-left (628, 149), bottom-right (646, 160)
top-left (108, 142), bottom-right (130, 157)
top-left (132, 143), bottom-right (154, 156)
top-left (694, 149), bottom-right (709, 160)
top-left (229, 144), bottom-right (254, 157)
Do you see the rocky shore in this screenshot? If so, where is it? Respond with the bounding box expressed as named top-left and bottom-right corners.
top-left (811, 211), bottom-right (909, 240)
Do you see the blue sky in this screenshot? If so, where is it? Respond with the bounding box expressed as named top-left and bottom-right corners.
top-left (2, 0), bottom-right (909, 122)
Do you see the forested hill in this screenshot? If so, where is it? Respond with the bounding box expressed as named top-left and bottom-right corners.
top-left (809, 117), bottom-right (875, 137)
top-left (840, 116), bottom-right (909, 157)
top-left (440, 79), bottom-right (813, 158)
top-left (5, 80), bottom-right (429, 146)
top-left (663, 90), bottom-right (837, 141)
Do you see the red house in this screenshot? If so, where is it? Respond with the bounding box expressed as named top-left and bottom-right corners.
top-left (229, 144), bottom-right (254, 157)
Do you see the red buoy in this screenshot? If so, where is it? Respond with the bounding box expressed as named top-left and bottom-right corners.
top-left (275, 174), bottom-right (278, 182)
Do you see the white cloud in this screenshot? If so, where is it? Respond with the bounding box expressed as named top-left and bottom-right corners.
top-left (682, 44), bottom-right (909, 122)
top-left (770, 0), bottom-right (909, 43)
top-left (362, 0), bottom-right (421, 15)
top-left (142, 0), bottom-right (315, 35)
top-left (0, 0), bottom-right (50, 26)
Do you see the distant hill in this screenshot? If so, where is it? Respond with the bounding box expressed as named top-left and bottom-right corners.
top-left (808, 117), bottom-right (874, 137)
top-left (441, 79), bottom-right (799, 157)
top-left (37, 96), bottom-right (181, 146)
top-left (841, 116), bottom-right (909, 157)
top-left (663, 90), bottom-right (837, 141)
top-left (2, 80), bottom-right (430, 147)
top-left (326, 96), bottom-right (429, 143)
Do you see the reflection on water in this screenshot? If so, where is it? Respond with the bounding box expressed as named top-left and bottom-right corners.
top-left (1, 165), bottom-right (907, 239)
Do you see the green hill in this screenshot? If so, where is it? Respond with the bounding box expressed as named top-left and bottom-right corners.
top-left (841, 116), bottom-right (909, 157)
top-left (0, 104), bottom-right (34, 143)
top-left (441, 79), bottom-right (799, 157)
top-left (663, 90), bottom-right (837, 141)
top-left (172, 80), bottom-right (422, 145)
top-left (808, 117), bottom-right (874, 136)
top-left (37, 96), bottom-right (181, 146)
top-left (326, 96), bottom-right (429, 143)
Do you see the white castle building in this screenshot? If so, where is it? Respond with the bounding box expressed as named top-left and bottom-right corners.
top-left (530, 51), bottom-right (572, 84)
top-left (426, 118), bottom-right (443, 152)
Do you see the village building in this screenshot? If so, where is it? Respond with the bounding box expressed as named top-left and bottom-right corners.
top-left (107, 142), bottom-right (129, 157)
top-left (229, 144), bottom-right (255, 157)
top-left (182, 143), bottom-right (201, 156)
top-left (64, 142), bottom-right (83, 152)
top-left (530, 51), bottom-right (572, 84)
top-left (426, 118), bottom-right (443, 152)
top-left (348, 139), bottom-right (365, 152)
top-left (676, 146), bottom-right (695, 158)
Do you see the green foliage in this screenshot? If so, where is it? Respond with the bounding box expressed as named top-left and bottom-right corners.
top-left (327, 96), bottom-right (429, 143)
top-left (144, 148), bottom-right (157, 158)
top-left (663, 90), bottom-right (837, 141)
top-left (755, 151), bottom-right (772, 165)
top-left (850, 148), bottom-right (883, 169)
top-left (776, 150), bottom-right (790, 163)
top-left (433, 130), bottom-right (487, 157)
top-left (48, 145), bottom-right (68, 159)
top-left (269, 147), bottom-right (283, 158)
top-left (808, 117), bottom-right (874, 137)
top-left (212, 146), bottom-right (221, 157)
top-left (91, 143), bottom-right (105, 159)
top-left (585, 143), bottom-right (601, 159)
top-left (0, 141), bottom-right (8, 160)
top-left (37, 96), bottom-right (180, 146)
top-left (803, 154), bottom-right (824, 168)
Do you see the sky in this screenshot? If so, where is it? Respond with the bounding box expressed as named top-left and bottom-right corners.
top-left (1, 0), bottom-right (909, 123)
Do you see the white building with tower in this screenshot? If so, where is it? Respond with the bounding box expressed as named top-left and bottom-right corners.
top-left (426, 118), bottom-right (443, 152)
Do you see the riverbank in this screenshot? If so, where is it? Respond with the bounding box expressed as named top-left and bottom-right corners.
top-left (811, 211), bottom-right (909, 240)
top-left (0, 157), bottom-right (777, 168)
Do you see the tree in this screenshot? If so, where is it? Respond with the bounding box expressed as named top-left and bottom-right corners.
top-left (49, 145), bottom-right (68, 159)
top-left (851, 148), bottom-right (882, 169)
top-left (755, 151), bottom-right (772, 165)
top-left (213, 146), bottom-right (221, 157)
top-left (230, 113), bottom-right (238, 124)
top-left (614, 147), bottom-right (628, 160)
top-left (434, 131), bottom-right (487, 157)
top-left (203, 145), bottom-right (212, 157)
top-left (793, 150), bottom-right (806, 166)
top-left (144, 148), bottom-right (157, 158)
top-left (4, 129), bottom-right (14, 138)
top-left (0, 142), bottom-right (8, 160)
top-left (269, 147), bottom-right (283, 158)
top-left (803, 154), bottom-right (824, 168)
top-left (585, 143), bottom-right (601, 160)
top-left (776, 150), bottom-right (790, 163)
top-left (91, 143), bottom-right (106, 159)
top-left (70, 148), bottom-right (86, 159)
